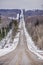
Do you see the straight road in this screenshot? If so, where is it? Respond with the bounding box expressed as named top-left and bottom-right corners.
top-left (0, 20), bottom-right (43, 65)
top-left (0, 11), bottom-right (43, 65)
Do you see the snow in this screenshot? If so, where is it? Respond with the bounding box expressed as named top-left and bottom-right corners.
top-left (0, 44), bottom-right (16, 56)
top-left (22, 16), bottom-right (43, 60)
top-left (0, 21), bottom-right (21, 57)
top-left (0, 29), bottom-right (12, 49)
top-left (0, 31), bottom-right (20, 57)
top-left (8, 14), bottom-right (19, 20)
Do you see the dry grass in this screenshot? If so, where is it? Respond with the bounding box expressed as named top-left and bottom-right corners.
top-left (25, 16), bottom-right (43, 50)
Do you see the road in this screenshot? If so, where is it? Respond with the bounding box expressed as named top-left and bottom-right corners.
top-left (0, 11), bottom-right (43, 65)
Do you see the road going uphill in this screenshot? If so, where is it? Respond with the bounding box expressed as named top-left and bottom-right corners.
top-left (0, 10), bottom-right (43, 65)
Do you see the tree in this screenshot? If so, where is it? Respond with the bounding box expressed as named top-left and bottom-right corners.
top-left (12, 19), bottom-right (18, 39)
top-left (0, 16), bottom-right (1, 23)
top-left (35, 19), bottom-right (39, 27)
top-left (2, 27), bottom-right (5, 38)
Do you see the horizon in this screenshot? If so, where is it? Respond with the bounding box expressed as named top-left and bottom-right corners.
top-left (0, 8), bottom-right (43, 11)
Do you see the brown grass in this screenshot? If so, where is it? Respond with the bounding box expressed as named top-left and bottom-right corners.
top-left (25, 15), bottom-right (43, 50)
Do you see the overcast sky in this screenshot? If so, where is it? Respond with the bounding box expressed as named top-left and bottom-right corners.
top-left (0, 0), bottom-right (43, 10)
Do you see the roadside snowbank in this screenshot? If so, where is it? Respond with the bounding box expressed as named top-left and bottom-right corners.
top-left (0, 32), bottom-right (20, 57)
top-left (0, 29), bottom-right (12, 49)
top-left (0, 21), bottom-right (21, 57)
top-left (23, 19), bottom-right (43, 60)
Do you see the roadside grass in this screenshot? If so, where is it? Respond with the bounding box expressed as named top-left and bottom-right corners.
top-left (25, 18), bottom-right (43, 50)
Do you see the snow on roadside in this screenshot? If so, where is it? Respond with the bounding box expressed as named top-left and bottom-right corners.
top-left (23, 19), bottom-right (43, 60)
top-left (0, 29), bottom-right (12, 49)
top-left (0, 21), bottom-right (21, 57)
top-left (0, 32), bottom-right (20, 57)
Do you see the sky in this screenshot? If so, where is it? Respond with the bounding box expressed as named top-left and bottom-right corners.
top-left (0, 0), bottom-right (43, 10)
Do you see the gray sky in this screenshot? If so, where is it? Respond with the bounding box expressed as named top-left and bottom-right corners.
top-left (0, 0), bottom-right (43, 10)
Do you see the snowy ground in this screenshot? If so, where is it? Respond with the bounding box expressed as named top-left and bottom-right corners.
top-left (0, 29), bottom-right (12, 49)
top-left (0, 21), bottom-right (21, 57)
top-left (23, 18), bottom-right (43, 60)
top-left (0, 32), bottom-right (20, 56)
